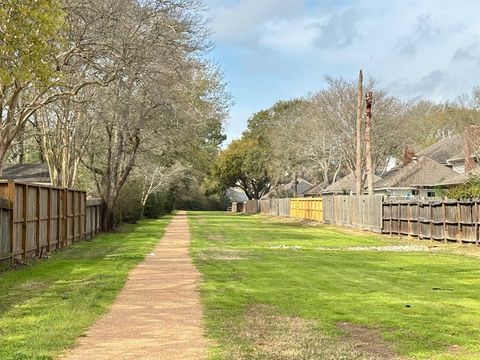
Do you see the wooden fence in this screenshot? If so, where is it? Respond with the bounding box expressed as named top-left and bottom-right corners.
top-left (383, 199), bottom-right (480, 243)
top-left (245, 200), bottom-right (259, 214)
top-left (0, 199), bottom-right (11, 268)
top-left (259, 198), bottom-right (290, 216)
top-left (0, 181), bottom-right (102, 267)
top-left (231, 194), bottom-right (480, 245)
top-left (290, 198), bottom-right (323, 221)
top-left (323, 195), bottom-right (383, 232)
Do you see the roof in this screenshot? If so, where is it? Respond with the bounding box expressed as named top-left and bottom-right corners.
top-left (447, 150), bottom-right (480, 163)
top-left (417, 135), bottom-right (465, 165)
top-left (277, 177), bottom-right (313, 195)
top-left (323, 173), bottom-right (381, 194)
top-left (303, 182), bottom-right (328, 196)
top-left (1, 164), bottom-right (51, 184)
top-left (264, 177), bottom-right (313, 198)
top-left (373, 156), bottom-right (466, 188)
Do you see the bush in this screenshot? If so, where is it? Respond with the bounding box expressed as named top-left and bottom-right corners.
top-left (144, 191), bottom-right (175, 219)
top-left (115, 181), bottom-right (143, 224)
top-left (446, 176), bottom-right (480, 199)
top-left (174, 192), bottom-right (231, 211)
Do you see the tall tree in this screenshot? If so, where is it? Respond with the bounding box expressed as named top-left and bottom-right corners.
top-left (0, 0), bottom-right (64, 172)
top-left (364, 91), bottom-right (374, 194)
top-left (209, 138), bottom-right (270, 199)
top-left (355, 70), bottom-right (363, 194)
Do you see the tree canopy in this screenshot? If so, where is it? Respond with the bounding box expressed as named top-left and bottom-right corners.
top-left (209, 138), bottom-right (270, 200)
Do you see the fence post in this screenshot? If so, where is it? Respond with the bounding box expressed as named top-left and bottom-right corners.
top-left (83, 193), bottom-right (87, 239)
top-left (65, 189), bottom-right (69, 246)
top-left (442, 202), bottom-right (447, 242)
top-left (47, 188), bottom-right (52, 252)
top-left (22, 184), bottom-right (27, 259)
top-left (35, 186), bottom-right (40, 257)
top-left (408, 203), bottom-right (412, 237)
top-left (6, 181), bottom-right (15, 263)
top-left (57, 189), bottom-right (62, 248)
top-left (388, 202), bottom-right (392, 236)
top-left (72, 191), bottom-right (76, 243)
top-left (456, 201), bottom-right (462, 242)
top-left (476, 201), bottom-right (480, 246)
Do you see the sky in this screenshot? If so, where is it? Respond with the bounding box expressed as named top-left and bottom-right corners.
top-left (204, 0), bottom-right (480, 143)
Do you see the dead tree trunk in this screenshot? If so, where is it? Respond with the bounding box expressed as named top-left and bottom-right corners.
top-left (355, 70), bottom-right (363, 195)
top-left (365, 91), bottom-right (374, 195)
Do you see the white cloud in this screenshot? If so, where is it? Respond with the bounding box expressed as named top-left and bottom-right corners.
top-left (259, 17), bottom-right (324, 53)
top-left (206, 0), bottom-right (305, 43)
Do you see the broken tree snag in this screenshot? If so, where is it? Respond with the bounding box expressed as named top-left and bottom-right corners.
top-left (365, 91), bottom-right (374, 195)
top-left (355, 69), bottom-right (363, 195)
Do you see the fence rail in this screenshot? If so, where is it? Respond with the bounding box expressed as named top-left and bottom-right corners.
top-left (0, 181), bottom-right (102, 267)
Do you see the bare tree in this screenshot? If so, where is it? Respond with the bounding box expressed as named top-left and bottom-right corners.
top-left (365, 91), bottom-right (374, 194)
top-left (355, 70), bottom-right (363, 194)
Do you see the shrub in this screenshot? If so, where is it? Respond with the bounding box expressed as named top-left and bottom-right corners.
top-left (115, 181), bottom-right (143, 224)
top-left (144, 191), bottom-right (175, 219)
top-left (446, 176), bottom-right (480, 199)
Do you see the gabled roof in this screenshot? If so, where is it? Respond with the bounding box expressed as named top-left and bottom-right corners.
top-left (276, 177), bottom-right (313, 195)
top-left (417, 135), bottom-right (464, 165)
top-left (447, 150), bottom-right (480, 163)
top-left (264, 177), bottom-right (313, 198)
top-left (1, 164), bottom-right (51, 184)
top-left (323, 173), bottom-right (381, 194)
top-left (373, 156), bottom-right (466, 188)
top-left (303, 182), bottom-right (328, 196)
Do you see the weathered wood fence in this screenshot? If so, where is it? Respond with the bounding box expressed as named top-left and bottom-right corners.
top-left (0, 181), bottom-right (102, 267)
top-left (323, 195), bottom-right (383, 232)
top-left (231, 196), bottom-right (480, 244)
top-left (383, 199), bottom-right (480, 243)
top-left (259, 198), bottom-right (290, 216)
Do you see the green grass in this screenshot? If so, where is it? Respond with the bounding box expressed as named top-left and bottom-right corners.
top-left (189, 212), bottom-right (480, 360)
top-left (0, 217), bottom-right (170, 360)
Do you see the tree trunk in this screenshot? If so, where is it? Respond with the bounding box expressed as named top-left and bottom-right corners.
top-left (0, 145), bottom-right (7, 178)
top-left (355, 70), bottom-right (363, 195)
top-left (365, 91), bottom-right (374, 195)
top-left (102, 202), bottom-right (115, 231)
top-left (293, 172), bottom-right (298, 196)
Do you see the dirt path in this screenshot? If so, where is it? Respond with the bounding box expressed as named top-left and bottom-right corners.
top-left (63, 211), bottom-right (206, 360)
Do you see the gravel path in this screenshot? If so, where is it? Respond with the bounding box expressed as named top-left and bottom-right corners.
top-left (63, 211), bottom-right (206, 360)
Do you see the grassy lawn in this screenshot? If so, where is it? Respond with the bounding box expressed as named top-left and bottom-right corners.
top-left (0, 217), bottom-right (170, 360)
top-left (189, 212), bottom-right (480, 360)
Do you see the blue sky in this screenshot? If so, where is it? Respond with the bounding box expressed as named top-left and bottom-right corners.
top-left (204, 0), bottom-right (480, 143)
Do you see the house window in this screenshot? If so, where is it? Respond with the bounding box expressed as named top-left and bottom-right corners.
top-left (427, 191), bottom-right (435, 198)
top-left (412, 190), bottom-right (419, 196)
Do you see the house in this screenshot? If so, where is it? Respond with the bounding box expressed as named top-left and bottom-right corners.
top-left (447, 151), bottom-right (480, 175)
top-left (322, 173), bottom-right (381, 195)
top-left (417, 135), bottom-right (465, 167)
top-left (372, 156), bottom-right (466, 198)
top-left (263, 177), bottom-right (313, 198)
top-left (303, 182), bottom-right (328, 197)
top-left (1, 164), bottom-right (52, 184)
top-left (322, 132), bottom-right (476, 199)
